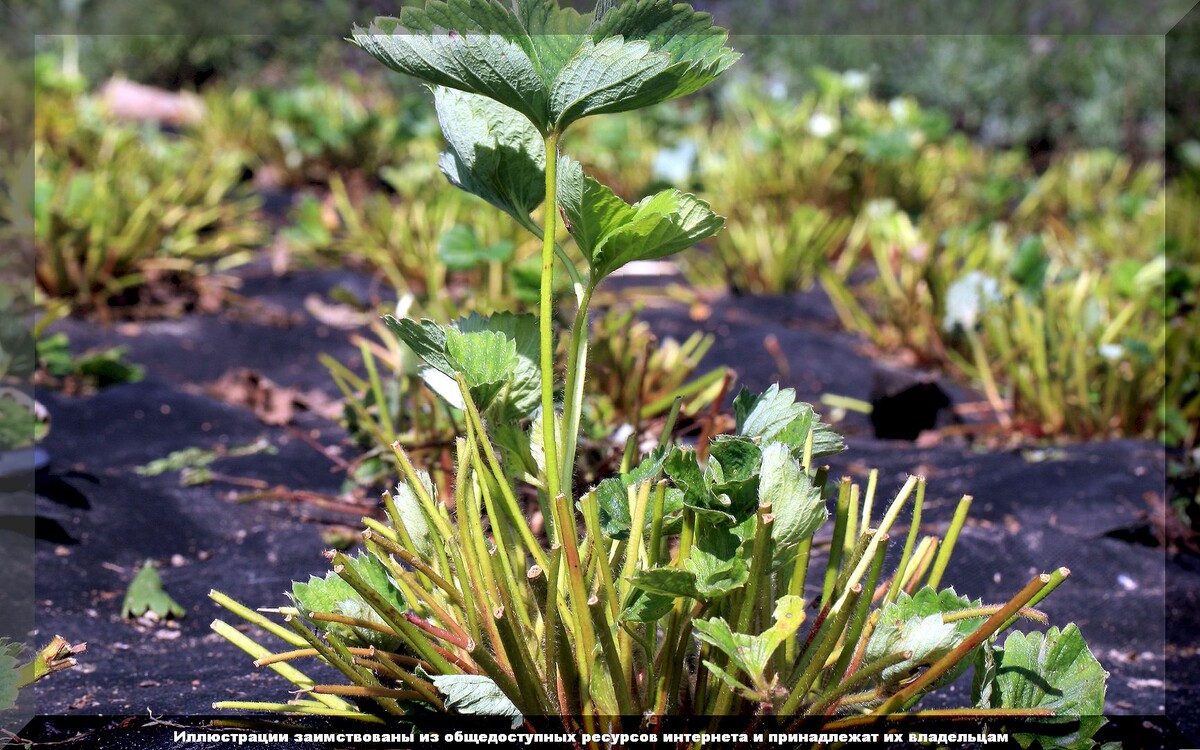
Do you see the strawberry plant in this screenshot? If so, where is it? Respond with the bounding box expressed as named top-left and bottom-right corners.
top-left (212, 1), bottom-right (1107, 740)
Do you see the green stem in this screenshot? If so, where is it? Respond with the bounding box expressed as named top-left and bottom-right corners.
top-left (210, 590), bottom-right (308, 648)
top-left (456, 376), bottom-right (549, 572)
top-left (559, 283), bottom-right (595, 503)
top-left (999, 567), bottom-right (1070, 631)
top-left (821, 477), bottom-right (852, 607)
top-left (886, 478), bottom-right (925, 607)
top-left (540, 131), bottom-right (563, 518)
top-left (782, 584), bottom-right (862, 714)
top-left (926, 494), bottom-right (972, 589)
top-left (212, 702), bottom-right (381, 720)
top-left (829, 536), bottom-right (888, 686)
top-left (210, 620), bottom-right (352, 712)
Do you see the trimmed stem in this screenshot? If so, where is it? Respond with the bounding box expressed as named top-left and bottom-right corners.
top-left (873, 572), bottom-right (1059, 714)
top-left (210, 619), bottom-right (351, 712)
top-left (926, 495), bottom-right (972, 589)
top-left (210, 590), bottom-right (307, 648)
top-left (559, 283), bottom-right (595, 503)
top-left (886, 477), bottom-right (925, 607)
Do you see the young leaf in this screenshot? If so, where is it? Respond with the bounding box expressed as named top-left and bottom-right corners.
top-left (705, 436), bottom-right (762, 524)
top-left (291, 553), bottom-right (405, 650)
top-left (385, 313), bottom-right (538, 415)
top-left (594, 447), bottom-right (669, 539)
top-left (693, 595), bottom-right (805, 682)
top-left (558, 158), bottom-right (724, 282)
top-left (435, 88), bottom-right (546, 226)
top-left (758, 442), bottom-right (827, 560)
top-left (629, 566), bottom-right (702, 600)
top-left (733, 385), bottom-right (845, 458)
top-left (432, 674), bottom-right (523, 728)
top-left (0, 639), bottom-right (20, 711)
top-left (594, 475), bottom-right (634, 539)
top-left (458, 311), bottom-right (541, 419)
top-left (862, 586), bottom-right (981, 688)
top-left (445, 328), bottom-right (518, 410)
top-left (121, 561), bottom-right (186, 620)
top-left (974, 625), bottom-right (1108, 750)
top-left (391, 474), bottom-right (436, 559)
top-left (685, 523), bottom-right (749, 598)
top-left (664, 446), bottom-right (736, 526)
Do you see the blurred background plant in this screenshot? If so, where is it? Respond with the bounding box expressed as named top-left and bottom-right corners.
top-left (19, 21), bottom-right (1189, 454)
top-left (198, 75), bottom-right (439, 188)
top-left (31, 79), bottom-right (265, 317)
top-left (33, 130), bottom-right (264, 316)
top-left (284, 177), bottom-right (543, 315)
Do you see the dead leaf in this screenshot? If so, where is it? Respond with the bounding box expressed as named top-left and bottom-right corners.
top-left (303, 294), bottom-right (370, 330)
top-left (207, 369), bottom-right (298, 426)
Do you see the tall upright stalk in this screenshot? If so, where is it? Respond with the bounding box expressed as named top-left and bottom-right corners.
top-left (540, 132), bottom-right (563, 520)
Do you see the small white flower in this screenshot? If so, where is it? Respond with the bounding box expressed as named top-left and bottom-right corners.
top-left (888, 98), bottom-right (915, 123)
top-left (841, 70), bottom-right (869, 93)
top-left (807, 113), bottom-right (836, 138)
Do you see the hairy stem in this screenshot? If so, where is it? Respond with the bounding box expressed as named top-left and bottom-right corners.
top-left (540, 131), bottom-right (563, 521)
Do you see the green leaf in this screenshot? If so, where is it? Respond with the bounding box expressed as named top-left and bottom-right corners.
top-left (733, 385), bottom-right (845, 458)
top-left (435, 88), bottom-right (546, 225)
top-left (862, 586), bottom-right (980, 688)
top-left (664, 446), bottom-right (735, 526)
top-left (594, 475), bottom-right (634, 539)
top-left (693, 595), bottom-right (805, 689)
top-left (352, 0), bottom-right (737, 134)
top-left (437, 224), bottom-right (516, 270)
top-left (385, 313), bottom-right (539, 415)
top-left (620, 589), bottom-right (676, 622)
top-left (759, 442), bottom-right (827, 562)
top-left (0, 639), bottom-right (20, 711)
top-left (352, 9), bottom-right (550, 131)
top-left (686, 523), bottom-right (748, 598)
top-left (458, 311), bottom-right (541, 419)
top-left (385, 317), bottom-right (452, 374)
top-left (1008, 235), bottom-right (1049, 295)
top-left (558, 158), bottom-right (723, 282)
top-left (707, 436), bottom-right (760, 482)
top-left (629, 566), bottom-right (701, 599)
top-left (548, 36), bottom-right (674, 129)
top-left (705, 436), bottom-right (762, 524)
top-left (593, 447), bottom-right (668, 539)
top-left (291, 553), bottom-right (405, 650)
top-left (121, 560), bottom-right (186, 620)
top-left (445, 328), bottom-right (517, 410)
top-left (975, 625), bottom-right (1108, 750)
top-left (432, 674), bottom-right (523, 728)
top-left (580, 0), bottom-right (741, 126)
top-left (391, 472), bottom-right (436, 560)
